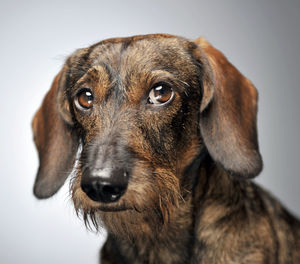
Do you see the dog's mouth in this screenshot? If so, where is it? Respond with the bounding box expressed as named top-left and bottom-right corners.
top-left (93, 199), bottom-right (143, 213)
top-left (97, 204), bottom-right (134, 212)
top-left (95, 199), bottom-right (149, 213)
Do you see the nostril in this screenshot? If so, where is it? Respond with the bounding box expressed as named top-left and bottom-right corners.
top-left (81, 180), bottom-right (100, 202)
top-left (102, 184), bottom-right (126, 197)
top-left (81, 183), bottom-right (91, 194)
top-left (99, 182), bottom-right (127, 202)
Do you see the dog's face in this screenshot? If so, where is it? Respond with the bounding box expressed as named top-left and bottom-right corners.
top-left (71, 36), bottom-right (203, 208)
top-left (32, 34), bottom-right (262, 237)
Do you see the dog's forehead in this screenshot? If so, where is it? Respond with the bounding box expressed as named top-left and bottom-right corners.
top-left (86, 35), bottom-right (197, 77)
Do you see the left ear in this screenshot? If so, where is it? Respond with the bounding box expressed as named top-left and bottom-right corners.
top-left (32, 67), bottom-right (79, 199)
top-left (193, 37), bottom-right (263, 178)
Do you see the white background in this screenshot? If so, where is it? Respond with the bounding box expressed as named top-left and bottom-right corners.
top-left (1, 1), bottom-right (299, 263)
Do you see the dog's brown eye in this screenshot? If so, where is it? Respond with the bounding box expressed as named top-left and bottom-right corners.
top-left (75, 89), bottom-right (94, 110)
top-left (148, 84), bottom-right (174, 105)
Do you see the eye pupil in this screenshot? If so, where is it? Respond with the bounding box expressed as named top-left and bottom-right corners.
top-left (76, 89), bottom-right (94, 110)
top-left (148, 84), bottom-right (174, 105)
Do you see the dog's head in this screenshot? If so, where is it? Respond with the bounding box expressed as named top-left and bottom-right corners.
top-left (32, 34), bottom-right (262, 235)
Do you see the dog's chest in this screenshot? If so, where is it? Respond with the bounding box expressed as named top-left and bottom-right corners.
top-left (118, 243), bottom-right (191, 264)
top-left (108, 226), bottom-right (194, 264)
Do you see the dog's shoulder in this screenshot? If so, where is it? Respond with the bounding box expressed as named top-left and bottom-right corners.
top-left (193, 169), bottom-right (300, 263)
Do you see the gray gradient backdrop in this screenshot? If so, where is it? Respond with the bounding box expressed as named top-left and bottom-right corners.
top-left (1, 0), bottom-right (299, 263)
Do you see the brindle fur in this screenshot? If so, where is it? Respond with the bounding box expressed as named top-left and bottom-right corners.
top-left (32, 34), bottom-right (300, 263)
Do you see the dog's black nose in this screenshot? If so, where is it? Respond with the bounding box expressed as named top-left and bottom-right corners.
top-left (81, 168), bottom-right (128, 203)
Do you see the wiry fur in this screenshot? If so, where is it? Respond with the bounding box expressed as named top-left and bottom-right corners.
top-left (32, 34), bottom-right (300, 263)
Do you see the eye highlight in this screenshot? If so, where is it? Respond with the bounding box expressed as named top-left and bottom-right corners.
top-left (75, 88), bottom-right (94, 110)
top-left (148, 83), bottom-right (174, 105)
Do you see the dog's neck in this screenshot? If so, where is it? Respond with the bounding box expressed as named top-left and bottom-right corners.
top-left (104, 197), bottom-right (195, 264)
top-left (103, 157), bottom-right (245, 263)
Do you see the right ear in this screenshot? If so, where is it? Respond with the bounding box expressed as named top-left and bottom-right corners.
top-left (193, 38), bottom-right (262, 178)
top-left (32, 67), bottom-right (79, 199)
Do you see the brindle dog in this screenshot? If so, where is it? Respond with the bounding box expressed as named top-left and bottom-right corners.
top-left (32, 34), bottom-right (300, 263)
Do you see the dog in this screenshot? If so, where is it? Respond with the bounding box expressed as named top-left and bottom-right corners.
top-left (32, 34), bottom-right (300, 263)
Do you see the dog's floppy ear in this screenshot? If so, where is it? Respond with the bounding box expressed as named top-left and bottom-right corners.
top-left (193, 38), bottom-right (262, 178)
top-left (32, 67), bottom-right (79, 199)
